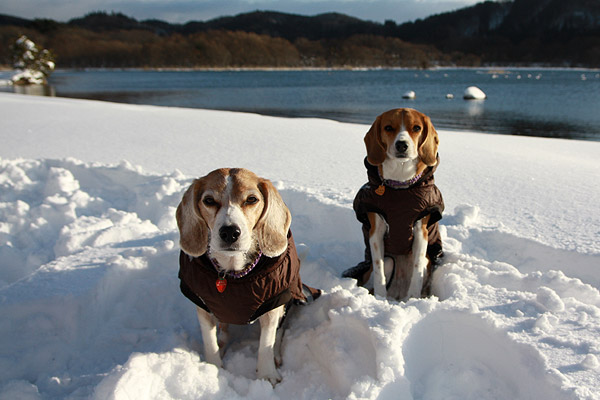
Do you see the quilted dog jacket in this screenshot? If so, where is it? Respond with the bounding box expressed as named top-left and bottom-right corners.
top-left (179, 231), bottom-right (308, 325)
top-left (353, 157), bottom-right (444, 257)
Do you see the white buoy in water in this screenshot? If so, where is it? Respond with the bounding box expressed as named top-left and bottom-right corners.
top-left (402, 90), bottom-right (416, 99)
top-left (463, 86), bottom-right (486, 100)
top-left (446, 93), bottom-right (454, 99)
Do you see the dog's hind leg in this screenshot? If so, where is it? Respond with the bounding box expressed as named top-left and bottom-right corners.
top-left (273, 319), bottom-right (285, 367)
top-left (217, 322), bottom-right (229, 357)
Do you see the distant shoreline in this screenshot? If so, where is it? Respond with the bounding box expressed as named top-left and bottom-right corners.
top-left (2, 65), bottom-right (600, 73)
top-left (54, 66), bottom-right (600, 73)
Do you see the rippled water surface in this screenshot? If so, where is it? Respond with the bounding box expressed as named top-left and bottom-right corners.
top-left (3, 68), bottom-right (599, 141)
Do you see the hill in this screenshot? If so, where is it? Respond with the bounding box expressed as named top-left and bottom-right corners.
top-left (189, 11), bottom-right (383, 41)
top-left (0, 11), bottom-right (444, 69)
top-left (66, 10), bottom-right (384, 40)
top-left (393, 0), bottom-right (600, 65)
top-left (1, 0), bottom-right (599, 67)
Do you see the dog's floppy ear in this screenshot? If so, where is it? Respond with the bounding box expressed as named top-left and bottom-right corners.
top-left (176, 179), bottom-right (209, 257)
top-left (256, 179), bottom-right (291, 257)
top-left (364, 115), bottom-right (386, 165)
top-left (418, 114), bottom-right (439, 166)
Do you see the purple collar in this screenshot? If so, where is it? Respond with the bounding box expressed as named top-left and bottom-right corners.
top-left (209, 251), bottom-right (263, 279)
top-left (379, 172), bottom-right (423, 189)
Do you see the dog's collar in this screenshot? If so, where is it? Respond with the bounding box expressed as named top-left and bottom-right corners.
top-left (379, 171), bottom-right (423, 189)
top-left (209, 251), bottom-right (263, 279)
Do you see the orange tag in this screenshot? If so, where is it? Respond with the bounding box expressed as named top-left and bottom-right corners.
top-left (375, 185), bottom-right (385, 196)
top-left (216, 277), bottom-right (227, 293)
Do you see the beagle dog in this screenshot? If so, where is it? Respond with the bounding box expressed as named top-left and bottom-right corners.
top-left (350, 108), bottom-right (444, 300)
top-left (176, 168), bottom-right (317, 384)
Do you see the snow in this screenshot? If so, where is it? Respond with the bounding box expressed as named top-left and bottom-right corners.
top-left (11, 70), bottom-right (46, 85)
top-left (463, 86), bottom-right (487, 100)
top-left (0, 92), bottom-right (599, 399)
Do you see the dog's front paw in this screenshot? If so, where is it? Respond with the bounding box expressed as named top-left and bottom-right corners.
top-left (257, 363), bottom-right (282, 386)
top-left (372, 259), bottom-right (388, 299)
top-left (373, 282), bottom-right (387, 299)
top-left (204, 352), bottom-right (223, 368)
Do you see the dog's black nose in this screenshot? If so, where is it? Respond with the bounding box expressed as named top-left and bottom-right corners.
top-left (395, 140), bottom-right (409, 153)
top-left (219, 225), bottom-right (241, 244)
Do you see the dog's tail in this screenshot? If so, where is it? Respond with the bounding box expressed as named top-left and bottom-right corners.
top-left (296, 243), bottom-right (309, 263)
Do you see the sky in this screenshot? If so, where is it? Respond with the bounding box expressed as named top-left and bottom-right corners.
top-left (2, 0), bottom-right (483, 24)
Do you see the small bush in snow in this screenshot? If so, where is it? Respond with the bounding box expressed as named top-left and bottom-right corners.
top-left (11, 35), bottom-right (56, 85)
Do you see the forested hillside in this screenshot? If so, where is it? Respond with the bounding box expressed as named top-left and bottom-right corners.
top-left (393, 0), bottom-right (600, 65)
top-left (0, 14), bottom-right (451, 68)
top-left (1, 0), bottom-right (598, 68)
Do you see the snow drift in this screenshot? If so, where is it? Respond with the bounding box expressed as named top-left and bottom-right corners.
top-left (0, 93), bottom-right (599, 399)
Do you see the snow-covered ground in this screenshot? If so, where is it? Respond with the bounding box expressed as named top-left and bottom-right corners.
top-left (0, 92), bottom-right (599, 399)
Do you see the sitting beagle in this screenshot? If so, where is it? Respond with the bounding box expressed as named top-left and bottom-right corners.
top-left (176, 168), bottom-right (320, 384)
top-left (344, 108), bottom-right (444, 300)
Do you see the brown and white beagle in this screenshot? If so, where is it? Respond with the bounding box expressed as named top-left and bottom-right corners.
top-left (351, 108), bottom-right (444, 300)
top-left (176, 168), bottom-right (318, 384)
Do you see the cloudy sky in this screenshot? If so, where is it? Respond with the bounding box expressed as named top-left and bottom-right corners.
top-left (3, 0), bottom-right (483, 24)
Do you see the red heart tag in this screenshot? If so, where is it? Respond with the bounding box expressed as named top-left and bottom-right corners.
top-left (216, 277), bottom-right (227, 293)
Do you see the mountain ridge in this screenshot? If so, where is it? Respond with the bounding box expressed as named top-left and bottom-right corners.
top-left (1, 0), bottom-right (599, 67)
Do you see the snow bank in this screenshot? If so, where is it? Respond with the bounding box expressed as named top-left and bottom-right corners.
top-left (0, 93), bottom-right (599, 399)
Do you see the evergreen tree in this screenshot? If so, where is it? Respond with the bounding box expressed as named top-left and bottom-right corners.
top-left (11, 35), bottom-right (55, 84)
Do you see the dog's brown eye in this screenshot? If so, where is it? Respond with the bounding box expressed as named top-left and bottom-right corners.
top-left (384, 125), bottom-right (395, 132)
top-left (245, 195), bottom-right (259, 205)
top-left (412, 125), bottom-right (422, 133)
top-left (202, 196), bottom-right (217, 206)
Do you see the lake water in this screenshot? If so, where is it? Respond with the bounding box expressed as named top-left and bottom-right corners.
top-left (3, 68), bottom-right (600, 141)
